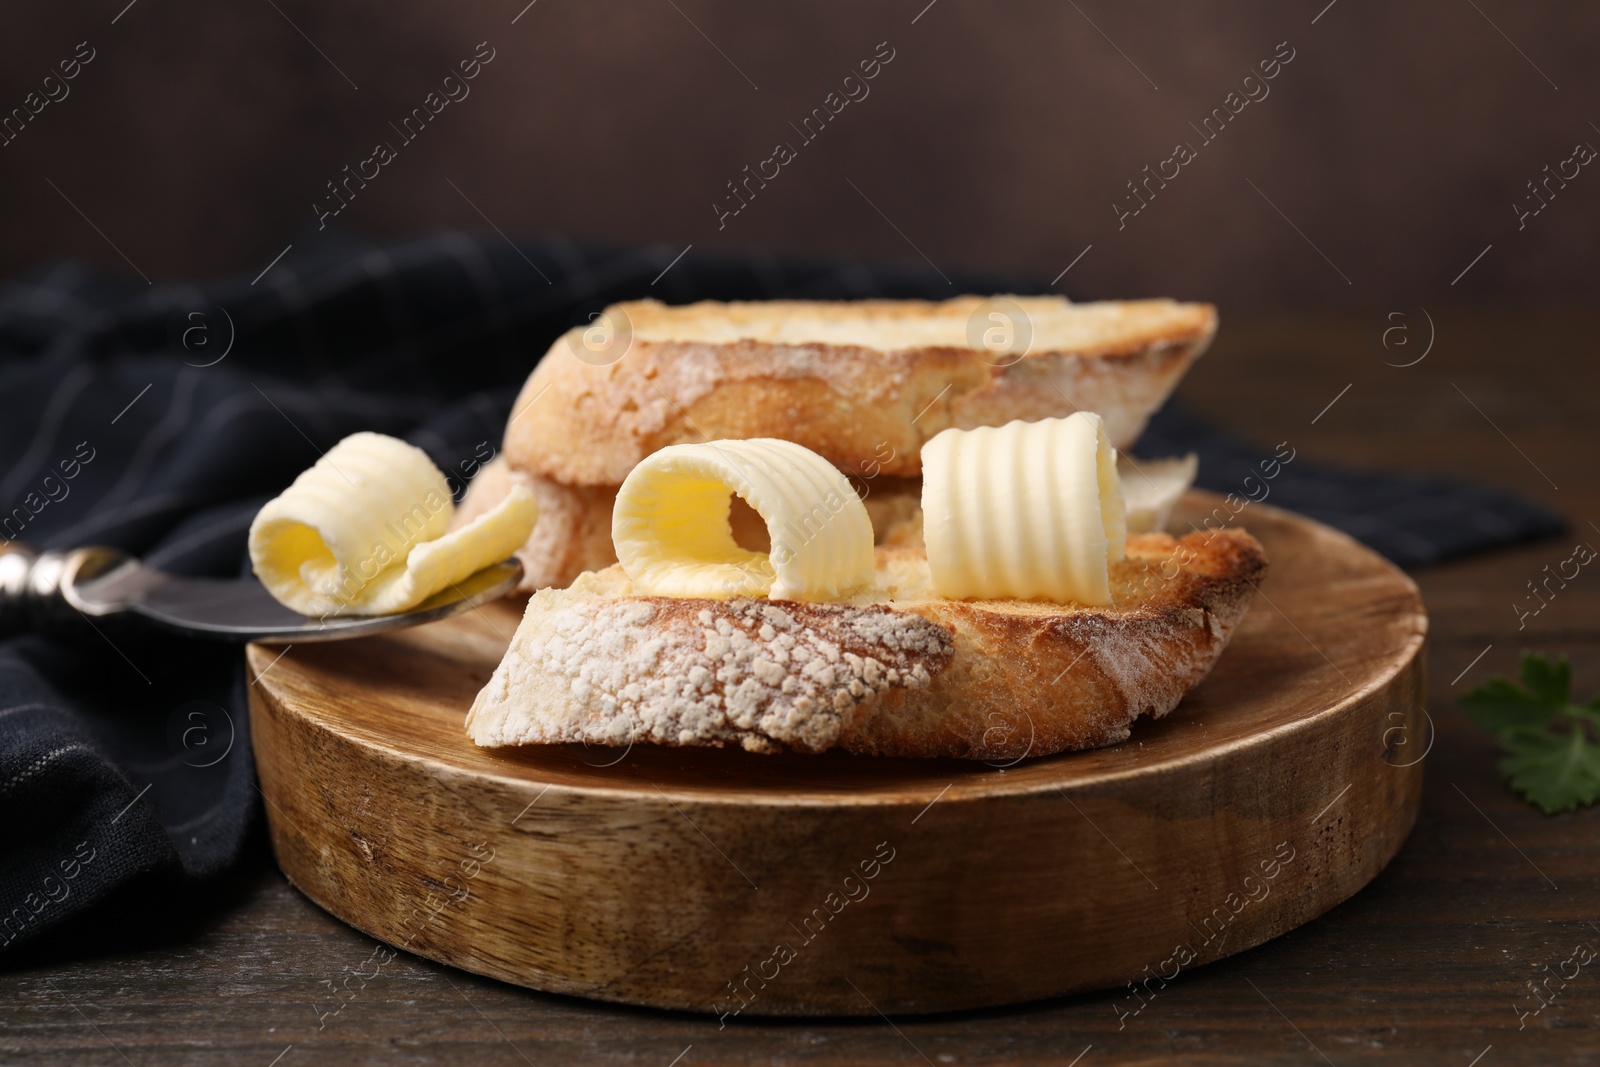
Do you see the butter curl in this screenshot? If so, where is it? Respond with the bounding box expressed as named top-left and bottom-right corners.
top-left (249, 432), bottom-right (537, 616)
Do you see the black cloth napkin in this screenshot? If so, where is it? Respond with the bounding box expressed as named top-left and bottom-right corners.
top-left (1137, 404), bottom-right (1564, 567)
top-left (0, 232), bottom-right (1563, 958)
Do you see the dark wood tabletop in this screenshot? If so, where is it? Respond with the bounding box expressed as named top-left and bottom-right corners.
top-left (3, 305), bottom-right (1596, 1065)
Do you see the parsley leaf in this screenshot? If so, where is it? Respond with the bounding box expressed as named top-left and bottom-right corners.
top-left (1460, 652), bottom-right (1600, 815)
top-left (1458, 675), bottom-right (1562, 734)
top-left (1500, 729), bottom-right (1600, 814)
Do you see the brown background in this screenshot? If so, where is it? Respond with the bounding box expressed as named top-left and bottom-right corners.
top-left (0, 1), bottom-right (1595, 305)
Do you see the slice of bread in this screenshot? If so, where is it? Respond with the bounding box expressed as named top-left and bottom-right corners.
top-left (466, 527), bottom-right (1265, 760)
top-left (504, 296), bottom-right (1216, 487)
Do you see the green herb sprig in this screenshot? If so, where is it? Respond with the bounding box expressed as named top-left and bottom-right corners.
top-left (1460, 652), bottom-right (1600, 814)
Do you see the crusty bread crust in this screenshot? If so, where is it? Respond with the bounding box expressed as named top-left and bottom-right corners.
top-left (466, 528), bottom-right (1265, 760)
top-left (504, 297), bottom-right (1216, 487)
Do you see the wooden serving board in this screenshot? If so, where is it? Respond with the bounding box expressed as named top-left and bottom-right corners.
top-left (248, 493), bottom-right (1428, 1016)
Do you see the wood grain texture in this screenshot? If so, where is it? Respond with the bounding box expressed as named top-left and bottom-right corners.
top-left (244, 492), bottom-right (1426, 1016)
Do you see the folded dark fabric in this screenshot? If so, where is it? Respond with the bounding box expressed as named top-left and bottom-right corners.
top-left (1137, 403), bottom-right (1563, 568)
top-left (0, 232), bottom-right (1563, 958)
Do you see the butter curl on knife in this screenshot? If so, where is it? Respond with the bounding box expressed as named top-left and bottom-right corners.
top-left (249, 432), bottom-right (537, 616)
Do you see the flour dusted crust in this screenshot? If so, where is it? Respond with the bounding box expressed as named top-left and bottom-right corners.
top-left (466, 528), bottom-right (1266, 760)
top-left (504, 296), bottom-right (1216, 487)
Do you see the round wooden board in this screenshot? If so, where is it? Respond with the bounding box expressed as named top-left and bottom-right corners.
top-left (248, 493), bottom-right (1428, 1017)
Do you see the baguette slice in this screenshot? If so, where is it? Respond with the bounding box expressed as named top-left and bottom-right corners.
top-left (466, 528), bottom-right (1265, 760)
top-left (505, 296), bottom-right (1216, 487)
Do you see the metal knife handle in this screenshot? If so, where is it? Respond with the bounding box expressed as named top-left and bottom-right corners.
top-left (0, 541), bottom-right (136, 638)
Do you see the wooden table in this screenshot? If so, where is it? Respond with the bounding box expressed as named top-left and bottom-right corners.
top-left (3, 306), bottom-right (1596, 1065)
